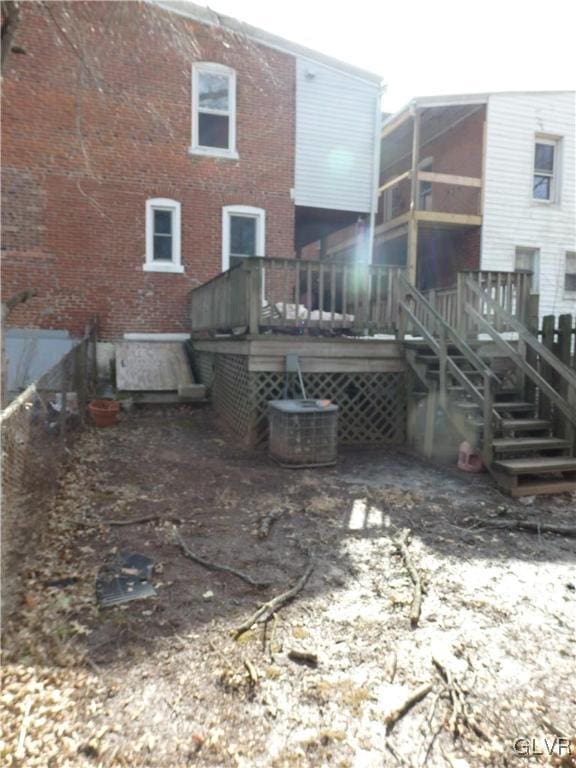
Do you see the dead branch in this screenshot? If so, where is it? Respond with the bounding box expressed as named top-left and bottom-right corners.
top-left (1, 288), bottom-right (37, 318)
top-left (393, 528), bottom-right (423, 627)
top-left (288, 648), bottom-right (318, 667)
top-left (1, 1), bottom-right (20, 69)
top-left (234, 562), bottom-right (314, 639)
top-left (108, 515), bottom-right (160, 526)
top-left (432, 657), bottom-right (491, 742)
top-left (257, 508), bottom-right (284, 539)
top-left (475, 517), bottom-right (576, 539)
top-left (173, 526), bottom-right (271, 589)
top-left (384, 682), bottom-right (433, 733)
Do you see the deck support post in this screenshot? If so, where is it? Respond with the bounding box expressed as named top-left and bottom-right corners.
top-left (423, 385), bottom-right (437, 458)
top-left (406, 109), bottom-right (421, 286)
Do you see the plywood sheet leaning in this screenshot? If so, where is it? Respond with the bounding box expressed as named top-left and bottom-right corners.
top-left (116, 342), bottom-right (194, 391)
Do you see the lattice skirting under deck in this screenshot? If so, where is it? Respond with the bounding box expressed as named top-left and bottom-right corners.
top-left (195, 352), bottom-right (406, 446)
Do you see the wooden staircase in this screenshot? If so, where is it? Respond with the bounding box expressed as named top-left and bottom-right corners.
top-left (396, 272), bottom-right (576, 496)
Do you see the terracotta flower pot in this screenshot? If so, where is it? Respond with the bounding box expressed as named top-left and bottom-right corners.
top-left (88, 399), bottom-right (120, 427)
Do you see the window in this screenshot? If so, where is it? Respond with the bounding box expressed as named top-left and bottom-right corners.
top-left (144, 198), bottom-right (183, 273)
top-left (514, 246), bottom-right (539, 293)
top-left (222, 205), bottom-right (265, 271)
top-left (566, 251), bottom-right (576, 292)
top-left (191, 63), bottom-right (237, 158)
top-left (533, 137), bottom-right (559, 202)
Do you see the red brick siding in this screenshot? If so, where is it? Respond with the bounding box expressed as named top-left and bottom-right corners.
top-left (1, 2), bottom-right (296, 339)
top-left (418, 227), bottom-right (481, 289)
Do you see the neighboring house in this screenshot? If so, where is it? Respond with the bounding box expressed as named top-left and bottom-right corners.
top-left (375, 90), bottom-right (576, 318)
top-left (1, 1), bottom-right (382, 341)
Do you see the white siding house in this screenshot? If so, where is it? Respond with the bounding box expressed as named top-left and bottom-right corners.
top-left (294, 58), bottom-right (380, 213)
top-left (482, 91), bottom-right (576, 317)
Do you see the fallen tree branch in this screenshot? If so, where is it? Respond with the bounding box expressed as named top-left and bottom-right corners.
top-left (108, 514), bottom-right (160, 526)
top-left (234, 562), bottom-right (314, 639)
top-left (384, 682), bottom-right (433, 733)
top-left (173, 526), bottom-right (271, 589)
top-left (474, 517), bottom-right (576, 539)
top-left (432, 657), bottom-right (491, 742)
top-left (288, 648), bottom-right (318, 667)
top-left (393, 528), bottom-right (423, 627)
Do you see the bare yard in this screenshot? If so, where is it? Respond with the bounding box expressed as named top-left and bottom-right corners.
top-left (2, 406), bottom-right (575, 767)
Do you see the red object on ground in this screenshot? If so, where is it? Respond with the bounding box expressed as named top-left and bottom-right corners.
top-left (457, 441), bottom-right (483, 473)
top-left (88, 400), bottom-right (120, 428)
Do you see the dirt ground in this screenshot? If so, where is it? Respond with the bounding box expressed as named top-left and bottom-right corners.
top-left (2, 405), bottom-right (575, 767)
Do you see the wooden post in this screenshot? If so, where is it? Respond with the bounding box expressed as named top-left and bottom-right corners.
top-left (539, 315), bottom-right (555, 423)
top-left (423, 385), bottom-right (437, 458)
top-left (482, 370), bottom-right (493, 467)
top-left (456, 272), bottom-right (466, 338)
top-left (438, 325), bottom-right (447, 410)
top-left (557, 314), bottom-right (574, 446)
top-left (406, 109), bottom-right (420, 285)
top-left (524, 294), bottom-right (539, 404)
top-left (246, 259), bottom-right (262, 336)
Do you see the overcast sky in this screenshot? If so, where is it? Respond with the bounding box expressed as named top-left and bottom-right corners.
top-left (196, 0), bottom-right (576, 112)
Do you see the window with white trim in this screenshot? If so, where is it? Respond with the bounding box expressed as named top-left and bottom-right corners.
top-left (533, 137), bottom-right (559, 202)
top-left (191, 63), bottom-right (237, 158)
top-left (565, 251), bottom-right (576, 293)
top-left (144, 198), bottom-right (183, 273)
top-left (222, 206), bottom-right (265, 271)
top-left (514, 246), bottom-right (539, 293)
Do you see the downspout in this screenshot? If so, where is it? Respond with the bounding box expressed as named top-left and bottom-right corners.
top-left (367, 84), bottom-right (385, 264)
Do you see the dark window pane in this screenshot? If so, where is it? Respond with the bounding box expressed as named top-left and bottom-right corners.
top-left (153, 235), bottom-right (172, 261)
top-left (230, 216), bottom-right (256, 256)
top-left (533, 175), bottom-right (551, 199)
top-left (198, 113), bottom-right (229, 149)
top-left (534, 143), bottom-right (554, 172)
top-left (565, 273), bottom-right (576, 291)
top-left (198, 72), bottom-right (229, 110)
top-left (154, 210), bottom-right (172, 235)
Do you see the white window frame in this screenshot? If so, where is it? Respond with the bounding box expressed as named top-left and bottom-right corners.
top-left (190, 62), bottom-right (238, 160)
top-left (144, 198), bottom-right (183, 273)
top-left (565, 250), bottom-right (576, 295)
top-left (222, 205), bottom-right (266, 272)
top-left (514, 246), bottom-right (540, 294)
top-left (532, 136), bottom-right (560, 204)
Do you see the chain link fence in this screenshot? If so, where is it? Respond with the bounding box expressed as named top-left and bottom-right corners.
top-left (1, 324), bottom-right (98, 617)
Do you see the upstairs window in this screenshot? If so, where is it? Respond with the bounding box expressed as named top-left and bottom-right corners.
top-left (565, 251), bottom-right (576, 293)
top-left (533, 138), bottom-right (559, 202)
top-left (191, 63), bottom-right (237, 158)
top-left (144, 198), bottom-right (183, 273)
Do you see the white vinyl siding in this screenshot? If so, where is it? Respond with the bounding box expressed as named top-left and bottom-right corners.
top-left (481, 92), bottom-right (576, 317)
top-left (294, 58), bottom-right (379, 212)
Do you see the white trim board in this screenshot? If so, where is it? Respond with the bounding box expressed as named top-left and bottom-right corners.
top-left (123, 333), bottom-right (191, 341)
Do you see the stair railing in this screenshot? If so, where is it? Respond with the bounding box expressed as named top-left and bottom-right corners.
top-left (396, 273), bottom-right (503, 460)
top-left (463, 276), bottom-right (576, 429)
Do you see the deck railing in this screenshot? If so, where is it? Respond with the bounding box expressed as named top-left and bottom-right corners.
top-left (420, 271), bottom-right (533, 335)
top-left (189, 257), bottom-right (404, 335)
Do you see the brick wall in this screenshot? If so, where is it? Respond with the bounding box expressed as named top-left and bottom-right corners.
top-left (1, 2), bottom-right (296, 340)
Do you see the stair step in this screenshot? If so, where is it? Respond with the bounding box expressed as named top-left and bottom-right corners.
top-left (473, 418), bottom-right (552, 432)
top-left (491, 437), bottom-right (571, 453)
top-left (493, 401), bottom-right (535, 411)
top-left (504, 479), bottom-right (576, 497)
top-left (493, 457), bottom-right (576, 475)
